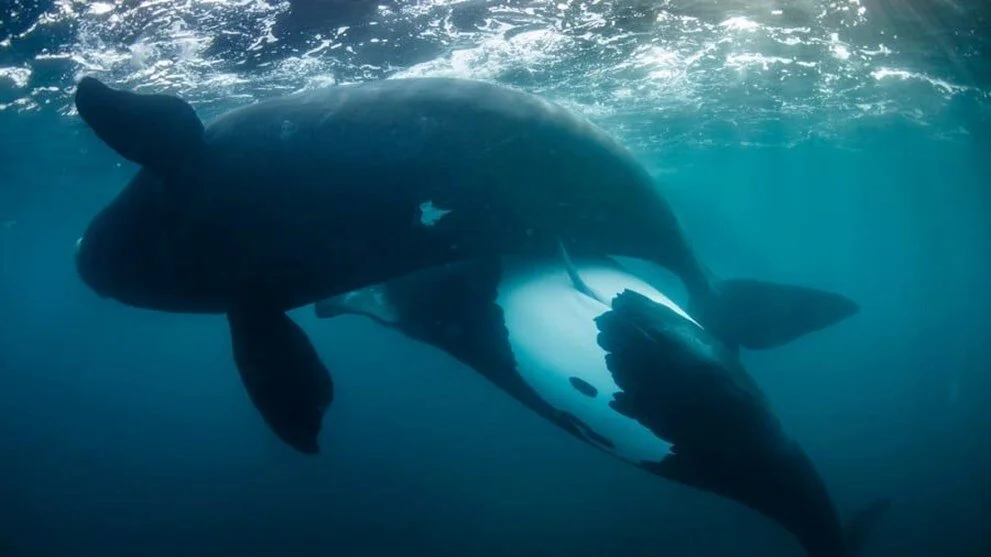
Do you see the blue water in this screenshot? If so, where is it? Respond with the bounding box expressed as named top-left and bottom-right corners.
top-left (1, 1), bottom-right (990, 556)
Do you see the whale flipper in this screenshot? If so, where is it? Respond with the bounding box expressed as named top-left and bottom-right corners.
top-left (74, 76), bottom-right (205, 176)
top-left (696, 278), bottom-right (860, 352)
top-left (594, 289), bottom-right (769, 443)
top-left (227, 308), bottom-right (333, 454)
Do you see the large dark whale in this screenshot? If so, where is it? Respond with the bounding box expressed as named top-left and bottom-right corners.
top-left (314, 253), bottom-right (888, 557)
top-left (72, 76), bottom-right (857, 454)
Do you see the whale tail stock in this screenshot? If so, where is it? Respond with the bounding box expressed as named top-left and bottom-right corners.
top-left (688, 276), bottom-right (860, 352)
top-left (840, 497), bottom-right (891, 557)
top-left (806, 497), bottom-right (891, 557)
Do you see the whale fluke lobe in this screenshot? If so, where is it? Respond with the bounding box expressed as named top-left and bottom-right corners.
top-left (697, 278), bottom-right (860, 351)
top-left (227, 307), bottom-right (333, 454)
top-left (74, 76), bottom-right (206, 175)
top-left (842, 497), bottom-right (892, 557)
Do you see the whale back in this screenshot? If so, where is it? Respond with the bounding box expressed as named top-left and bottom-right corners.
top-left (75, 76), bottom-right (696, 314)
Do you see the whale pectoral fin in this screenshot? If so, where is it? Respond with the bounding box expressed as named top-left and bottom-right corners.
top-left (227, 308), bottom-right (334, 455)
top-left (696, 279), bottom-right (860, 351)
top-left (595, 289), bottom-right (730, 381)
top-left (594, 289), bottom-right (769, 446)
top-left (74, 76), bottom-right (205, 175)
top-left (596, 294), bottom-right (766, 508)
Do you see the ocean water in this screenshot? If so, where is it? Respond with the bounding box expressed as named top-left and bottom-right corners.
top-left (1, 1), bottom-right (989, 556)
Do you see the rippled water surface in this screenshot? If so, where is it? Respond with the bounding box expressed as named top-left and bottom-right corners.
top-left (2, 1), bottom-right (988, 148)
top-left (1, 2), bottom-right (989, 557)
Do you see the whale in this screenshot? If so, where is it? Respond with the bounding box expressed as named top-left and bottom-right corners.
top-left (314, 252), bottom-right (889, 557)
top-left (71, 76), bottom-right (858, 454)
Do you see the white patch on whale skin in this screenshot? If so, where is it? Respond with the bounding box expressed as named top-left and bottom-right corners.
top-left (496, 257), bottom-right (700, 465)
top-left (418, 200), bottom-right (452, 227)
top-left (340, 286), bottom-right (399, 325)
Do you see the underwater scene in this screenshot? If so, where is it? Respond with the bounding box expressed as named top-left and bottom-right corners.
top-left (1, 1), bottom-right (989, 556)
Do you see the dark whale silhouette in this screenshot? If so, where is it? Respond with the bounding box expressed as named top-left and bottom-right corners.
top-left (314, 253), bottom-right (889, 557)
top-left (72, 76), bottom-right (857, 454)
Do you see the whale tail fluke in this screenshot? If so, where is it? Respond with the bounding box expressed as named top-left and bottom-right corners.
top-left (693, 278), bottom-right (860, 352)
top-left (74, 76), bottom-right (205, 176)
top-left (842, 497), bottom-right (892, 557)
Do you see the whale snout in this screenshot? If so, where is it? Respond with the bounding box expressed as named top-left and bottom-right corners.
top-left (74, 205), bottom-right (227, 313)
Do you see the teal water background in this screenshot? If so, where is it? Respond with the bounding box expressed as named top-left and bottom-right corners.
top-left (1, 1), bottom-right (989, 556)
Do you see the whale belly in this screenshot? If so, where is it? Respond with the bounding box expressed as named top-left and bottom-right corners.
top-left (495, 257), bottom-right (701, 465)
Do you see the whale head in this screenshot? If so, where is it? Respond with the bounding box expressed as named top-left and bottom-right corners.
top-left (75, 171), bottom-right (179, 308)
